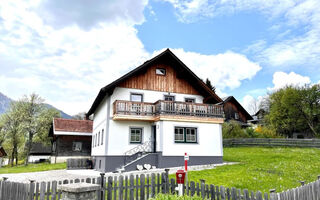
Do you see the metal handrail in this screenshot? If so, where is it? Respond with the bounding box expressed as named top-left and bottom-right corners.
top-left (124, 141), bottom-right (153, 165)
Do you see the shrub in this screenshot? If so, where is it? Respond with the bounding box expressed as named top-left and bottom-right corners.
top-left (222, 121), bottom-right (248, 138)
top-left (255, 125), bottom-right (278, 138)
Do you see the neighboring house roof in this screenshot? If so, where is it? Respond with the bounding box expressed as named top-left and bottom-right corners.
top-left (218, 96), bottom-right (253, 121)
top-left (30, 143), bottom-right (51, 155)
top-left (86, 48), bottom-right (222, 116)
top-left (0, 147), bottom-right (7, 157)
top-left (49, 118), bottom-right (93, 136)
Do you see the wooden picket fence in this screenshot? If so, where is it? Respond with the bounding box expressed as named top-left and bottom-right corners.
top-left (1, 172), bottom-right (320, 200)
top-left (276, 178), bottom-right (320, 200)
top-left (223, 138), bottom-right (320, 148)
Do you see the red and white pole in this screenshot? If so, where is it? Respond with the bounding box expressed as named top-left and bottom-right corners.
top-left (184, 152), bottom-right (189, 186)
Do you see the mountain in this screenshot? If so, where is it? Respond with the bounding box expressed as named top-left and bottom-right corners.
top-left (0, 92), bottom-right (12, 114)
top-left (0, 92), bottom-right (72, 119)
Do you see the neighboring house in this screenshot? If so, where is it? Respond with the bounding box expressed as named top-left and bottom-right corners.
top-left (217, 96), bottom-right (253, 127)
top-left (0, 147), bottom-right (7, 167)
top-left (249, 109), bottom-right (266, 128)
top-left (86, 49), bottom-right (225, 172)
top-left (49, 118), bottom-right (93, 163)
top-left (28, 143), bottom-right (51, 163)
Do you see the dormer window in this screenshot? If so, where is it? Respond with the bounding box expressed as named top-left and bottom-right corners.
top-left (156, 68), bottom-right (166, 76)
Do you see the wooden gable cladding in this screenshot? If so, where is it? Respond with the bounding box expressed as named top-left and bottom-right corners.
top-left (224, 101), bottom-right (248, 123)
top-left (119, 64), bottom-right (201, 95)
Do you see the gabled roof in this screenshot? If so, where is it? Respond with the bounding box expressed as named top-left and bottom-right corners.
top-left (87, 48), bottom-right (222, 116)
top-left (219, 96), bottom-right (253, 120)
top-left (51, 118), bottom-right (93, 135)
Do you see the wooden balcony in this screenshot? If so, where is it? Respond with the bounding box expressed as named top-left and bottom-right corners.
top-left (113, 100), bottom-right (224, 123)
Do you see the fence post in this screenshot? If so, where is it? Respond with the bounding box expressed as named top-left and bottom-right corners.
top-left (100, 173), bottom-right (105, 200)
top-left (269, 189), bottom-right (277, 200)
top-left (29, 180), bottom-right (35, 200)
top-left (200, 179), bottom-right (205, 199)
top-left (165, 168), bottom-right (170, 194)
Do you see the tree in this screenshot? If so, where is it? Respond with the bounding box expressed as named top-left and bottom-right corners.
top-left (18, 93), bottom-right (61, 165)
top-left (0, 102), bottom-right (24, 166)
top-left (265, 85), bottom-right (320, 137)
top-left (205, 78), bottom-right (216, 92)
top-left (72, 112), bottom-right (87, 120)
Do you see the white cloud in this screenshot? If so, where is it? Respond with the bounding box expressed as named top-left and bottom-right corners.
top-left (161, 48), bottom-right (262, 91)
top-left (268, 71), bottom-right (311, 91)
top-left (0, 0), bottom-right (261, 115)
top-left (0, 0), bottom-right (150, 115)
top-left (241, 94), bottom-right (264, 115)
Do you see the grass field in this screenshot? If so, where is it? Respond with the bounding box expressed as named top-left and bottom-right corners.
top-left (0, 162), bottom-right (66, 174)
top-left (170, 147), bottom-right (320, 193)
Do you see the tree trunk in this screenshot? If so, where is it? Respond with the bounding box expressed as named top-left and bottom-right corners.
top-left (15, 148), bottom-right (18, 166)
top-left (25, 132), bottom-right (33, 166)
top-left (11, 150), bottom-right (14, 167)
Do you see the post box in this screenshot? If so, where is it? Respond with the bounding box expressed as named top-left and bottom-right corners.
top-left (176, 170), bottom-right (186, 184)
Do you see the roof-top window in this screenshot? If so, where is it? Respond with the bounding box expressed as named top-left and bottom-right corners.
top-left (156, 68), bottom-right (166, 76)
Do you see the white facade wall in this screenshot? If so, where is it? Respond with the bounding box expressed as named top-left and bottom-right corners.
top-left (107, 121), bottom-right (153, 155)
top-left (92, 95), bottom-right (108, 156)
top-left (92, 86), bottom-right (222, 157)
top-left (161, 121), bottom-right (223, 157)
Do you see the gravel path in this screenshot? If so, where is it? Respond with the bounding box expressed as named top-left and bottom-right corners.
top-left (1, 162), bottom-right (237, 183)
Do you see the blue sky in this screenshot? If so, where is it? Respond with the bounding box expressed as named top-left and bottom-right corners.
top-left (0, 0), bottom-right (319, 115)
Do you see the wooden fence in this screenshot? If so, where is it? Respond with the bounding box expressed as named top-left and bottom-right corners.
top-left (1, 172), bottom-right (320, 200)
top-left (224, 138), bottom-right (320, 148)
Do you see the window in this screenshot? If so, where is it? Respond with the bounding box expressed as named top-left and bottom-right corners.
top-left (101, 129), bottom-right (104, 145)
top-left (73, 142), bottom-right (82, 151)
top-left (174, 127), bottom-right (184, 142)
top-left (92, 135), bottom-right (95, 147)
top-left (130, 93), bottom-right (143, 102)
top-left (95, 133), bottom-right (98, 147)
top-left (235, 112), bottom-right (239, 120)
top-left (98, 131), bottom-right (100, 146)
top-left (185, 98), bottom-right (195, 103)
top-left (174, 127), bottom-right (197, 143)
top-left (164, 95), bottom-right (175, 101)
top-left (156, 68), bottom-right (166, 75)
top-left (130, 128), bottom-right (142, 144)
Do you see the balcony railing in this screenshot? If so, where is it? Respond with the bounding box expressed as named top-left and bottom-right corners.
top-left (113, 100), bottom-right (224, 118)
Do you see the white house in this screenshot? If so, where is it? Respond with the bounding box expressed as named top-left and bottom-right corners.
top-left (86, 49), bottom-right (225, 172)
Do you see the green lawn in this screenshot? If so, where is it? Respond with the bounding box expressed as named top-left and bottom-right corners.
top-left (0, 162), bottom-right (66, 174)
top-left (171, 147), bottom-right (320, 194)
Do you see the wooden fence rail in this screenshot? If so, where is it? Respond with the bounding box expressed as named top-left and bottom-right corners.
top-left (1, 172), bottom-right (320, 200)
top-left (224, 138), bottom-right (320, 148)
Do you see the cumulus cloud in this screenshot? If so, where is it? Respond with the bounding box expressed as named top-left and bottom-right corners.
top-left (0, 0), bottom-right (149, 114)
top-left (0, 0), bottom-right (261, 115)
top-left (36, 0), bottom-right (148, 29)
top-left (268, 71), bottom-right (311, 91)
top-left (163, 48), bottom-right (262, 91)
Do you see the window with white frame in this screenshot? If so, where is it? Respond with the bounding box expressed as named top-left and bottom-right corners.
top-left (130, 128), bottom-right (142, 144)
top-left (174, 127), bottom-right (197, 143)
top-left (130, 93), bottom-right (143, 102)
top-left (164, 95), bottom-right (175, 101)
top-left (72, 142), bottom-right (82, 151)
top-left (98, 131), bottom-right (100, 146)
top-left (101, 129), bottom-right (104, 145)
top-left (156, 68), bottom-right (166, 75)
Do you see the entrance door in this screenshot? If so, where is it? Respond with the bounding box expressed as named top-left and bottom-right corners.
top-left (152, 125), bottom-right (156, 153)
